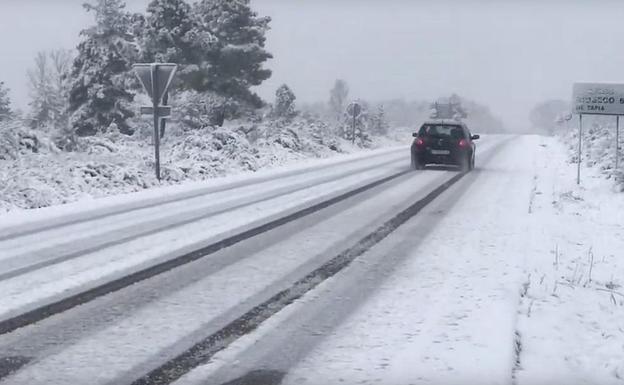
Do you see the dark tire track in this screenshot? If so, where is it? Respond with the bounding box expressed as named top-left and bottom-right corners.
top-left (129, 171), bottom-right (467, 385)
top-left (0, 169), bottom-right (408, 336)
top-left (0, 150), bottom-right (403, 242)
top-left (0, 157), bottom-right (404, 282)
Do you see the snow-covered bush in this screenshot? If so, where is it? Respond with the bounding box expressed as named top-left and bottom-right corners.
top-left (0, 121), bottom-right (19, 160)
top-left (176, 91), bottom-right (242, 130)
top-left (0, 112), bottom-right (403, 213)
top-left (0, 120), bottom-right (58, 159)
top-left (555, 116), bottom-right (624, 191)
top-left (168, 126), bottom-right (259, 178)
top-left (0, 81), bottom-right (13, 122)
top-left (272, 84), bottom-right (297, 120)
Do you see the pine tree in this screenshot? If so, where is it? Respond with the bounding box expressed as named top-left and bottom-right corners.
top-left (194, 0), bottom-right (272, 106)
top-left (370, 104), bottom-right (389, 136)
top-left (68, 0), bottom-right (138, 136)
top-left (140, 0), bottom-right (194, 63)
top-left (339, 100), bottom-right (371, 146)
top-left (0, 82), bottom-right (12, 122)
top-left (354, 104), bottom-right (372, 147)
top-left (273, 84), bottom-right (296, 120)
top-left (137, 0), bottom-right (215, 92)
top-left (329, 79), bottom-right (349, 122)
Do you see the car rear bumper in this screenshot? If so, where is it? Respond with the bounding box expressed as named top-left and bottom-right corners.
top-left (412, 149), bottom-right (468, 166)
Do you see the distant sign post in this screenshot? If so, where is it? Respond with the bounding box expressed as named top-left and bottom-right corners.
top-left (133, 63), bottom-right (178, 181)
top-left (618, 115), bottom-right (620, 171)
top-left (572, 82), bottom-right (624, 184)
top-left (346, 102), bottom-right (362, 144)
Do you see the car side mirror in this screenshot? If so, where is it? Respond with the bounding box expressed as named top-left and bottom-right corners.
top-left (471, 134), bottom-right (480, 140)
top-left (412, 133), bottom-right (418, 137)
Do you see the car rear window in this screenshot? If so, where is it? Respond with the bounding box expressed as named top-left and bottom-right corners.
top-left (419, 124), bottom-right (466, 139)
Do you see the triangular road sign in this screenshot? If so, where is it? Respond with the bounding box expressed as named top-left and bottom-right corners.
top-left (133, 63), bottom-right (178, 103)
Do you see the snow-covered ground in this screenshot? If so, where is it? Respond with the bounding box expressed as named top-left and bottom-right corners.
top-left (516, 138), bottom-right (624, 384)
top-left (173, 135), bottom-right (624, 385)
top-left (0, 162), bottom-right (456, 385)
top-left (0, 148), bottom-right (407, 321)
top-left (0, 118), bottom-right (409, 213)
top-left (556, 116), bottom-right (624, 192)
top-left (1, 134), bottom-right (622, 385)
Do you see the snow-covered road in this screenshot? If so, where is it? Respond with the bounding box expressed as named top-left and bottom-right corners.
top-left (0, 146), bottom-right (411, 323)
top-left (173, 135), bottom-right (525, 385)
top-left (2, 134), bottom-right (620, 385)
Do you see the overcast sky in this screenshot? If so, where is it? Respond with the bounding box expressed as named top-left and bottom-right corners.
top-left (1, 0), bottom-right (624, 131)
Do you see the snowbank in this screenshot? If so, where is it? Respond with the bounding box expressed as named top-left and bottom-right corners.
top-left (0, 118), bottom-right (408, 213)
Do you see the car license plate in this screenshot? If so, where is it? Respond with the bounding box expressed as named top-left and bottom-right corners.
top-left (430, 149), bottom-right (450, 155)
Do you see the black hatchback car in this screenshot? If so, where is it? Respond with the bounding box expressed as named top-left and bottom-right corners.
top-left (411, 120), bottom-right (479, 171)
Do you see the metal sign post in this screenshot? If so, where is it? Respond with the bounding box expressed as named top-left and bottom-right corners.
top-left (151, 67), bottom-right (161, 180)
top-left (617, 115), bottom-right (620, 171)
top-left (572, 82), bottom-right (624, 184)
top-left (161, 91), bottom-right (169, 139)
top-left (346, 102), bottom-right (362, 144)
top-left (577, 114), bottom-right (583, 185)
top-left (352, 112), bottom-right (356, 144)
top-left (133, 63), bottom-right (177, 181)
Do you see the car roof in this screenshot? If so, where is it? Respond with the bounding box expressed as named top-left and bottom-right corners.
top-left (421, 119), bottom-right (468, 128)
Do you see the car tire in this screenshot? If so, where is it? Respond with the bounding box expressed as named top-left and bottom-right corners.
top-left (411, 156), bottom-right (424, 170)
top-left (460, 155), bottom-right (471, 172)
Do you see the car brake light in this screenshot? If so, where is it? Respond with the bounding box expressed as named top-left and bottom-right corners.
top-left (458, 139), bottom-right (468, 147)
top-left (415, 138), bottom-right (425, 147)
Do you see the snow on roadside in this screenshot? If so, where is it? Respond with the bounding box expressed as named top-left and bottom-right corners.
top-left (515, 136), bottom-right (624, 384)
top-left (0, 119), bottom-right (409, 214)
top-left (555, 116), bottom-right (624, 192)
top-left (169, 135), bottom-right (623, 385)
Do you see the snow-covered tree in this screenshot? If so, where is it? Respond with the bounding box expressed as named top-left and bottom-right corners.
top-left (193, 0), bottom-right (272, 106)
top-left (0, 82), bottom-right (11, 122)
top-left (370, 104), bottom-right (389, 136)
top-left (27, 50), bottom-right (72, 130)
top-left (140, 0), bottom-right (196, 63)
top-left (137, 0), bottom-right (215, 91)
top-left (27, 53), bottom-right (54, 127)
top-left (68, 0), bottom-right (138, 136)
top-left (329, 79), bottom-right (349, 122)
top-left (338, 100), bottom-right (371, 147)
top-left (273, 84), bottom-right (296, 120)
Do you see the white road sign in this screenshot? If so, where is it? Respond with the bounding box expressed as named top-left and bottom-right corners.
top-left (347, 102), bottom-right (362, 118)
top-left (140, 106), bottom-right (172, 117)
top-left (133, 63), bottom-right (177, 104)
top-left (132, 63), bottom-right (178, 182)
top-left (573, 82), bottom-right (624, 115)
